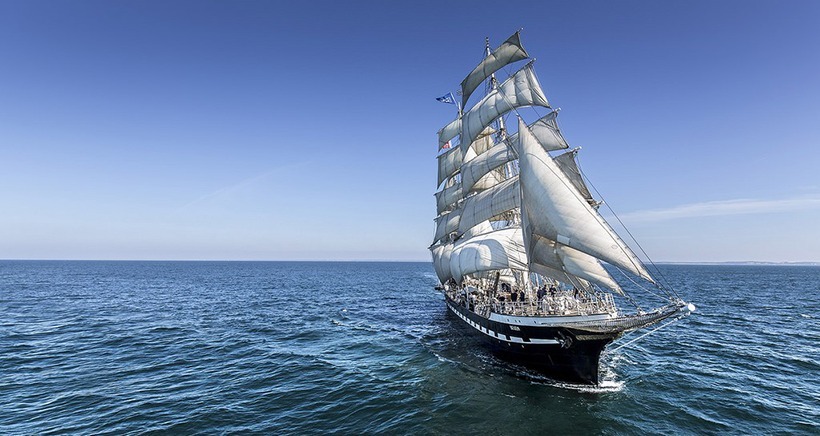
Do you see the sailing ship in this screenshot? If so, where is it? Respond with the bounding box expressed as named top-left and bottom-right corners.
top-left (430, 31), bottom-right (695, 385)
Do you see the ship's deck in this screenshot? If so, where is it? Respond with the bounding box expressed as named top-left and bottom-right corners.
top-left (446, 288), bottom-right (617, 318)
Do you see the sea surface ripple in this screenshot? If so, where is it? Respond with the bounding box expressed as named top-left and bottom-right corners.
top-left (0, 261), bottom-right (817, 434)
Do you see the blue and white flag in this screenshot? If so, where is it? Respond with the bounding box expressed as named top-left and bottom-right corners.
top-left (436, 92), bottom-right (456, 105)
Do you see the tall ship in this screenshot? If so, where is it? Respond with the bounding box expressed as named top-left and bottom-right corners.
top-left (430, 31), bottom-right (694, 385)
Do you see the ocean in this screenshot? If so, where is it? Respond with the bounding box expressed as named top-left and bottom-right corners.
top-left (1, 261), bottom-right (817, 434)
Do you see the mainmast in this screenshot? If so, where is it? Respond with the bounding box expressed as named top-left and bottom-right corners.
top-left (483, 36), bottom-right (516, 229)
top-left (485, 37), bottom-right (507, 141)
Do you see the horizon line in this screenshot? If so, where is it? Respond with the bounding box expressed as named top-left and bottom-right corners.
top-left (1, 258), bottom-right (818, 265)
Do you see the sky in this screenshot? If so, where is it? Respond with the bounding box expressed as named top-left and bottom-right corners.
top-left (1, 0), bottom-right (819, 262)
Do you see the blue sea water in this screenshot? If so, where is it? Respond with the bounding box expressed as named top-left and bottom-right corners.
top-left (0, 261), bottom-right (817, 435)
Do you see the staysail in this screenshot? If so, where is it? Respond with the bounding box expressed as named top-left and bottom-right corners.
top-left (516, 117), bottom-right (655, 283)
top-left (554, 148), bottom-right (599, 208)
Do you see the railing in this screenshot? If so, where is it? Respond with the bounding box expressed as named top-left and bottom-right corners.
top-left (448, 289), bottom-right (617, 318)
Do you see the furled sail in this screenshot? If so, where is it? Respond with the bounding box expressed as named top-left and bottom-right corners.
top-left (460, 31), bottom-right (529, 108)
top-left (449, 228), bottom-right (528, 283)
top-left (554, 148), bottom-right (599, 208)
top-left (460, 62), bottom-right (550, 151)
top-left (516, 118), bottom-right (656, 283)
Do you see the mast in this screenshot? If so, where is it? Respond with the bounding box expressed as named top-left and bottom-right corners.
top-left (485, 37), bottom-right (507, 141)
top-left (482, 35), bottom-right (520, 235)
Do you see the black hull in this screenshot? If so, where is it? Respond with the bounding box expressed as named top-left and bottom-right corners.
top-left (444, 295), bottom-right (619, 385)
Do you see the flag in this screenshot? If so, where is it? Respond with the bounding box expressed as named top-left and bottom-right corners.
top-left (436, 92), bottom-right (456, 105)
top-left (441, 141), bottom-right (451, 149)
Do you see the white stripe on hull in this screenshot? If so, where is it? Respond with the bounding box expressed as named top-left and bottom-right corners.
top-left (447, 301), bottom-right (560, 345)
top-left (488, 312), bottom-right (616, 327)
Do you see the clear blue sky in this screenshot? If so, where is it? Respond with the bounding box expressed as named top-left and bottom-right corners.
top-left (1, 1), bottom-right (818, 262)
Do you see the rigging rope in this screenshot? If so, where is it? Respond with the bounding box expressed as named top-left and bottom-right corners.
top-left (576, 161), bottom-right (680, 300)
top-left (606, 313), bottom-right (688, 353)
top-left (614, 266), bottom-right (667, 303)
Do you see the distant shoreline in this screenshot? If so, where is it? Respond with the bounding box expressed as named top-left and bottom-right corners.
top-left (1, 259), bottom-right (818, 266)
top-left (654, 261), bottom-right (820, 266)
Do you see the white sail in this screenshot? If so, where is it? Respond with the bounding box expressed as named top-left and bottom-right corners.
top-left (431, 242), bottom-right (454, 283)
top-left (437, 146), bottom-right (463, 187)
top-left (530, 262), bottom-right (588, 290)
top-left (433, 176), bottom-right (519, 244)
top-left (471, 168), bottom-right (506, 191)
top-left (463, 220), bottom-right (495, 239)
top-left (461, 142), bottom-right (516, 193)
top-left (438, 117), bottom-right (462, 150)
top-left (528, 233), bottom-right (624, 294)
top-left (432, 221), bottom-right (495, 283)
top-left (459, 112), bottom-right (569, 192)
top-left (433, 209), bottom-right (460, 244)
top-left (516, 118), bottom-right (655, 283)
top-left (554, 148), bottom-right (598, 208)
top-left (458, 176), bottom-right (519, 235)
top-left (449, 228), bottom-right (528, 283)
top-left (435, 182), bottom-right (462, 215)
top-left (437, 127), bottom-right (496, 186)
top-left (460, 31), bottom-right (529, 108)
top-left (460, 62), bottom-right (550, 151)
top-left (506, 109), bottom-right (569, 152)
top-left (471, 126), bottom-right (496, 155)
